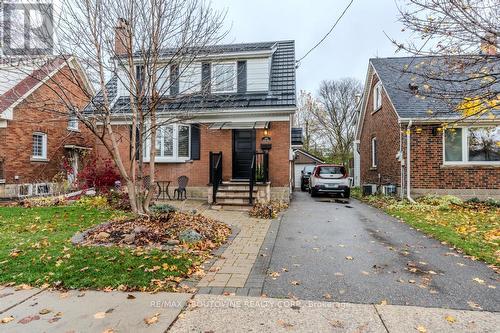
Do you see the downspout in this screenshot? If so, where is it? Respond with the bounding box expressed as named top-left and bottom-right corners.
top-left (399, 123), bottom-right (404, 199)
top-left (406, 120), bottom-right (415, 203)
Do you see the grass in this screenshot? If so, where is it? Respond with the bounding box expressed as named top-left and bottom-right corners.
top-left (0, 205), bottom-right (197, 291)
top-left (353, 190), bottom-right (500, 266)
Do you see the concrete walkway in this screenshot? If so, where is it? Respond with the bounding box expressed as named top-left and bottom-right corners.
top-left (169, 294), bottom-right (500, 332)
top-left (0, 286), bottom-right (190, 333)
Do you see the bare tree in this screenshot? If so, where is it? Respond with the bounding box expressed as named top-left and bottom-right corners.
top-left (312, 78), bottom-right (362, 165)
top-left (2, 0), bottom-right (228, 214)
top-left (294, 91), bottom-right (321, 152)
top-left (389, 0), bottom-right (499, 119)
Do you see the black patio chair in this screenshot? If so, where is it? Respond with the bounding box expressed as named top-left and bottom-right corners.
top-left (174, 176), bottom-right (189, 200)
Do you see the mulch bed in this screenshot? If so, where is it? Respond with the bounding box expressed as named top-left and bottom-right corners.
top-left (82, 211), bottom-right (231, 252)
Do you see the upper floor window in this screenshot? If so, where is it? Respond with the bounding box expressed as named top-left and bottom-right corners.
top-left (212, 62), bottom-right (237, 93)
top-left (371, 137), bottom-right (377, 168)
top-left (145, 123), bottom-right (190, 162)
top-left (32, 132), bottom-right (47, 160)
top-left (68, 114), bottom-right (79, 131)
top-left (373, 82), bottom-right (382, 111)
top-left (444, 126), bottom-right (500, 164)
top-left (156, 66), bottom-right (169, 95)
top-left (179, 63), bottom-right (202, 94)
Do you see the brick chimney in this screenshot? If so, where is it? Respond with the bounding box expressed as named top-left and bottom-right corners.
top-left (480, 33), bottom-right (497, 55)
top-left (114, 18), bottom-right (129, 56)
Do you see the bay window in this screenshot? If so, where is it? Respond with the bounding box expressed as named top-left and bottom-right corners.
top-left (145, 123), bottom-right (190, 162)
top-left (443, 126), bottom-right (500, 164)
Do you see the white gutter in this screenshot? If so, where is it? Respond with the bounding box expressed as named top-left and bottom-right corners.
top-left (406, 120), bottom-right (415, 203)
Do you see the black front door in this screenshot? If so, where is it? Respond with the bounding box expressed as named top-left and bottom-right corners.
top-left (232, 129), bottom-right (256, 179)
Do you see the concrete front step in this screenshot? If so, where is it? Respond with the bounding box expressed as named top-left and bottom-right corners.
top-left (210, 203), bottom-right (252, 211)
top-left (215, 197), bottom-right (252, 205)
top-left (216, 192), bottom-right (255, 199)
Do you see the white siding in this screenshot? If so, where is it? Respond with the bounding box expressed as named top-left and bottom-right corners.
top-left (246, 57), bottom-right (270, 92)
top-left (179, 63), bottom-right (202, 94)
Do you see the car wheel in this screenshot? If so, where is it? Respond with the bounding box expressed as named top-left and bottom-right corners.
top-left (301, 184), bottom-right (306, 191)
top-left (344, 188), bottom-right (350, 198)
top-left (311, 189), bottom-right (318, 197)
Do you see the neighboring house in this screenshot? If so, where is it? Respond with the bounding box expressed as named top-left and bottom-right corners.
top-left (0, 57), bottom-right (94, 198)
top-left (88, 28), bottom-right (297, 206)
top-left (355, 56), bottom-right (500, 199)
top-left (292, 148), bottom-right (324, 189)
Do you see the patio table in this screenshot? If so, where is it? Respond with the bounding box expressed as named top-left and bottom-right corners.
top-left (156, 181), bottom-right (172, 200)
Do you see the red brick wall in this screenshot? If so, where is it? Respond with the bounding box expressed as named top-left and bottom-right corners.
top-left (359, 75), bottom-right (401, 186)
top-left (0, 66), bottom-right (92, 183)
top-left (96, 120), bottom-right (291, 187)
top-left (409, 125), bottom-right (500, 189)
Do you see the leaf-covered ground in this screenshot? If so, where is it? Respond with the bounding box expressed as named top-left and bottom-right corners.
top-left (0, 206), bottom-right (199, 291)
top-left (352, 192), bottom-right (500, 266)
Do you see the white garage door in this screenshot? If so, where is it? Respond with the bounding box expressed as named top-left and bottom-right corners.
top-left (294, 164), bottom-right (315, 188)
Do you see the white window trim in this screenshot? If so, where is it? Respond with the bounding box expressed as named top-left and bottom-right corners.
top-left (32, 132), bottom-right (48, 160)
top-left (373, 82), bottom-right (382, 111)
top-left (143, 123), bottom-right (191, 163)
top-left (443, 126), bottom-right (500, 166)
top-left (179, 63), bottom-right (202, 95)
top-left (371, 137), bottom-right (377, 168)
top-left (211, 61), bottom-right (237, 94)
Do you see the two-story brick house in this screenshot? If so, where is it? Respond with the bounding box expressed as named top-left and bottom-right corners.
top-left (89, 36), bottom-right (297, 206)
top-left (355, 56), bottom-right (499, 199)
top-left (0, 56), bottom-right (94, 198)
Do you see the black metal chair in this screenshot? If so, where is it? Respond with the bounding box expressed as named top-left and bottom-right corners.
top-left (173, 176), bottom-right (189, 200)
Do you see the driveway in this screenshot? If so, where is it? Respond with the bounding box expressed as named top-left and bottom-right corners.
top-left (263, 191), bottom-right (500, 311)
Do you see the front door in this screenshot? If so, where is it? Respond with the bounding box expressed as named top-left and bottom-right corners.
top-left (232, 129), bottom-right (256, 179)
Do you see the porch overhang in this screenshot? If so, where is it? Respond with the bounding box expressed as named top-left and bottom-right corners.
top-left (208, 121), bottom-right (270, 130)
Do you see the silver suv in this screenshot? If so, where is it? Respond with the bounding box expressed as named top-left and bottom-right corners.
top-left (309, 164), bottom-right (350, 199)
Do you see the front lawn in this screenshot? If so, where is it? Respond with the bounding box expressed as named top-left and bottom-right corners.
top-left (353, 192), bottom-right (500, 266)
top-left (0, 206), bottom-right (197, 291)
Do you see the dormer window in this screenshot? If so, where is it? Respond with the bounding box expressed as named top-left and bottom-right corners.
top-left (212, 62), bottom-right (237, 93)
top-left (373, 82), bottom-right (382, 111)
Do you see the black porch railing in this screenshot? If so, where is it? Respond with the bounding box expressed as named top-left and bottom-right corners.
top-left (209, 152), bottom-right (223, 203)
top-left (249, 151), bottom-right (269, 204)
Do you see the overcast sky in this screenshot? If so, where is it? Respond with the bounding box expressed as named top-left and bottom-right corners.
top-left (215, 0), bottom-right (409, 94)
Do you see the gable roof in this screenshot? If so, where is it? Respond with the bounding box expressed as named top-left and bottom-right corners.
top-left (370, 56), bottom-right (500, 120)
top-left (85, 40), bottom-right (296, 115)
top-left (0, 56), bottom-right (94, 121)
top-left (293, 148), bottom-right (324, 164)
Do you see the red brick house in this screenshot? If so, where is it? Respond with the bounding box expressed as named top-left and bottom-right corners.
top-left (355, 56), bottom-right (499, 199)
top-left (87, 40), bottom-right (297, 206)
top-left (0, 57), bottom-right (94, 198)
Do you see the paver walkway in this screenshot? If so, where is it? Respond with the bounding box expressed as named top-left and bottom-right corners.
top-left (167, 200), bottom-right (273, 294)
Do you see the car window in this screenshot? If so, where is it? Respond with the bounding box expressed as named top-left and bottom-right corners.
top-left (303, 166), bottom-right (314, 173)
top-left (318, 166), bottom-right (345, 175)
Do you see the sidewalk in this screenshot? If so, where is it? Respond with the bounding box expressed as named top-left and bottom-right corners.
top-left (2, 287), bottom-right (499, 332)
top-left (170, 294), bottom-right (500, 333)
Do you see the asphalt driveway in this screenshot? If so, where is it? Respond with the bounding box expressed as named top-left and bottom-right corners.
top-left (262, 191), bottom-right (500, 311)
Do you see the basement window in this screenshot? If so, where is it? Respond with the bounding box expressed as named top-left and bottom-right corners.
top-left (444, 126), bottom-right (500, 164)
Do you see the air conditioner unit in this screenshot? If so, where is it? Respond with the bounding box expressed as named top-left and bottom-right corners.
top-left (362, 184), bottom-right (377, 196)
top-left (382, 185), bottom-right (397, 196)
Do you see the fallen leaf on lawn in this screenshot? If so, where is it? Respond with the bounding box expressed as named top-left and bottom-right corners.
top-left (467, 301), bottom-right (482, 310)
top-left (127, 294), bottom-right (136, 299)
top-left (14, 284), bottom-right (32, 291)
top-left (445, 315), bottom-right (456, 323)
top-left (80, 266), bottom-right (89, 272)
top-left (1, 316), bottom-right (14, 324)
top-left (18, 315), bottom-right (40, 324)
top-left (144, 313), bottom-right (160, 325)
top-left (290, 280), bottom-right (301, 286)
top-left (323, 293), bottom-right (332, 299)
top-left (38, 308), bottom-right (51, 315)
top-left (472, 278), bottom-right (485, 285)
top-left (277, 319), bottom-right (294, 329)
top-left (345, 256), bottom-right (353, 260)
top-left (94, 312), bottom-right (106, 319)
top-left (416, 325), bottom-right (427, 332)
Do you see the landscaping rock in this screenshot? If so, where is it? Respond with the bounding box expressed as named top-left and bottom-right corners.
top-left (123, 233), bottom-right (136, 244)
top-left (179, 229), bottom-right (203, 243)
top-left (96, 232), bottom-right (110, 241)
top-left (133, 226), bottom-right (147, 234)
top-left (71, 232), bottom-right (84, 245)
top-left (167, 239), bottom-right (180, 246)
